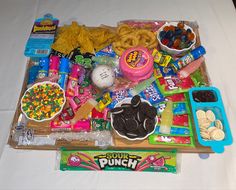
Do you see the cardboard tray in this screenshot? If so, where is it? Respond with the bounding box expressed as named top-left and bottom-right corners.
top-left (8, 21), bottom-right (212, 153)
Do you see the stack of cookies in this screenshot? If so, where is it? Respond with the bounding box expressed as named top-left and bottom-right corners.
top-left (196, 109), bottom-right (225, 141)
top-left (111, 95), bottom-right (157, 140)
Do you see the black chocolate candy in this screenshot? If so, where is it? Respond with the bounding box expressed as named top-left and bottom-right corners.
top-left (131, 95), bottom-right (141, 108)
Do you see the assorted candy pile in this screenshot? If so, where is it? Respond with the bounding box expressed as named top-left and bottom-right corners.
top-left (18, 15), bottom-right (232, 153)
top-left (21, 82), bottom-right (65, 121)
top-left (159, 22), bottom-right (195, 49)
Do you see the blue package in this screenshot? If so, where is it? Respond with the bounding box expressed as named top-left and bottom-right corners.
top-left (24, 14), bottom-right (59, 57)
top-left (58, 58), bottom-right (70, 89)
top-left (95, 46), bottom-right (117, 58)
top-left (157, 102), bottom-right (187, 115)
top-left (139, 81), bottom-right (165, 105)
top-left (107, 89), bottom-right (131, 109)
top-left (37, 57), bottom-right (49, 79)
top-left (159, 66), bottom-right (176, 77)
top-left (27, 65), bottom-right (40, 87)
top-left (173, 102), bottom-right (187, 115)
top-left (155, 126), bottom-right (190, 135)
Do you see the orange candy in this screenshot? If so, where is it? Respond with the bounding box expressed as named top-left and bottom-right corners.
top-left (187, 32), bottom-right (195, 41)
top-left (177, 22), bottom-right (184, 29)
top-left (163, 26), bottom-right (170, 31)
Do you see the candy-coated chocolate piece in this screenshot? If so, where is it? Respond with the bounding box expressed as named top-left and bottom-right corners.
top-left (187, 32), bottom-right (195, 41)
top-left (177, 22), bottom-right (184, 29)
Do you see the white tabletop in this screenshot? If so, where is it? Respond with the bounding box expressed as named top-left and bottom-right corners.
top-left (0, 0), bottom-right (236, 189)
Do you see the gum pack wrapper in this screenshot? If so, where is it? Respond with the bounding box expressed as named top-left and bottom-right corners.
top-left (95, 45), bottom-right (117, 58)
top-left (149, 135), bottom-right (192, 146)
top-left (157, 102), bottom-right (188, 115)
top-left (60, 149), bottom-right (177, 173)
top-left (107, 89), bottom-right (131, 109)
top-left (49, 56), bottom-right (59, 79)
top-left (139, 80), bottom-right (165, 105)
top-left (58, 57), bottom-right (70, 90)
top-left (66, 64), bottom-right (81, 97)
top-left (37, 57), bottom-right (49, 79)
top-left (27, 65), bottom-right (40, 87)
top-left (166, 93), bottom-right (186, 102)
top-left (173, 114), bottom-right (189, 126)
top-left (24, 14), bottom-right (59, 57)
top-left (91, 119), bottom-right (110, 131)
top-left (67, 48), bottom-right (93, 69)
top-left (155, 126), bottom-right (190, 135)
top-left (177, 57), bottom-right (204, 79)
top-left (189, 87), bottom-right (233, 153)
top-left (171, 46), bottom-right (206, 71)
top-left (157, 75), bottom-right (195, 95)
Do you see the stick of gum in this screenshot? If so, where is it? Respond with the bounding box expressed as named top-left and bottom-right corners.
top-left (71, 98), bottom-right (98, 125)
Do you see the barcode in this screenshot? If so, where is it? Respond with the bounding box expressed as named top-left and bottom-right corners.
top-left (35, 49), bottom-right (49, 54)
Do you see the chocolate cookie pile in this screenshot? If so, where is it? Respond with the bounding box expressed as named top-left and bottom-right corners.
top-left (111, 95), bottom-right (157, 139)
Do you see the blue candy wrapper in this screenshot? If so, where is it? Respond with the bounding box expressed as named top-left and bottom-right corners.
top-left (159, 66), bottom-right (176, 77)
top-left (95, 46), bottom-right (117, 58)
top-left (157, 102), bottom-right (188, 115)
top-left (139, 81), bottom-right (165, 105)
top-left (107, 89), bottom-right (132, 109)
top-left (155, 126), bottom-right (190, 135)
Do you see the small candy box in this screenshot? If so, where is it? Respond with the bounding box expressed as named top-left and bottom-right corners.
top-left (189, 87), bottom-right (233, 153)
top-left (24, 14), bottom-right (59, 57)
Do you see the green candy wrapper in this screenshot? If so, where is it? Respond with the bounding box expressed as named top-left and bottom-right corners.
top-left (59, 149), bottom-right (177, 173)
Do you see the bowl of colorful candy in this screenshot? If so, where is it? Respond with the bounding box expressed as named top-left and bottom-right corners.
top-left (21, 81), bottom-right (66, 122)
top-left (157, 22), bottom-right (196, 55)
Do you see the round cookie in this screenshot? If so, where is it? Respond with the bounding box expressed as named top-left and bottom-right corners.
top-left (125, 132), bottom-right (139, 139)
top-left (215, 119), bottom-right (223, 130)
top-left (206, 110), bottom-right (216, 122)
top-left (112, 116), bottom-right (126, 132)
top-left (110, 107), bottom-right (124, 115)
top-left (121, 103), bottom-right (132, 108)
top-left (143, 118), bottom-right (156, 133)
top-left (137, 124), bottom-right (148, 137)
top-left (131, 95), bottom-right (141, 108)
top-left (123, 106), bottom-right (137, 119)
top-left (210, 128), bottom-right (225, 141)
top-left (125, 118), bottom-right (139, 132)
top-left (207, 126), bottom-right (217, 134)
top-left (196, 110), bottom-right (206, 119)
top-left (139, 102), bottom-right (151, 114)
top-left (145, 106), bottom-right (157, 119)
top-left (200, 131), bottom-right (211, 140)
top-left (137, 111), bottom-right (145, 123)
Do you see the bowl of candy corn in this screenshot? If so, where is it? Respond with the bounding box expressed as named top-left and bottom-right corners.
top-left (21, 81), bottom-right (66, 122)
top-left (157, 22), bottom-right (196, 55)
